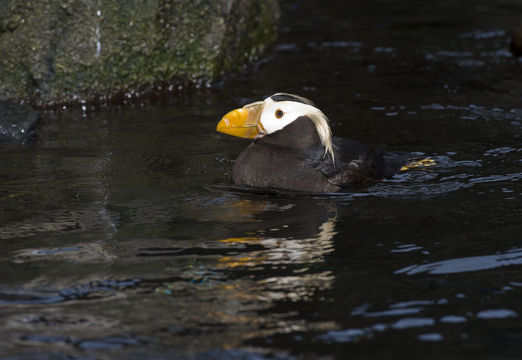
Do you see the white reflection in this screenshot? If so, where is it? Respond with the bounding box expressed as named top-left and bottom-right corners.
top-left (395, 248), bottom-right (522, 275)
top-left (391, 317), bottom-right (435, 329)
top-left (217, 213), bottom-right (337, 303)
top-left (440, 315), bottom-right (467, 323)
top-left (476, 309), bottom-right (518, 319)
top-left (206, 198), bottom-right (339, 340)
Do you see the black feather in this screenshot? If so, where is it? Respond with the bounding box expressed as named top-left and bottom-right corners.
top-left (270, 94), bottom-right (314, 105)
top-left (232, 117), bottom-right (411, 192)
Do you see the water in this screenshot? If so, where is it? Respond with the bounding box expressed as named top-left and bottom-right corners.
top-left (1, 0), bottom-right (522, 358)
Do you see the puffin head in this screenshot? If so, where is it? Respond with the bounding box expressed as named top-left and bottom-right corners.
top-left (217, 93), bottom-right (334, 160)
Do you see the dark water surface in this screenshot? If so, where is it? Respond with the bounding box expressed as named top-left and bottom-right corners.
top-left (1, 1), bottom-right (522, 358)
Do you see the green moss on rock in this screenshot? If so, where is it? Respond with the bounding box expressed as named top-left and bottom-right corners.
top-left (0, 0), bottom-right (279, 106)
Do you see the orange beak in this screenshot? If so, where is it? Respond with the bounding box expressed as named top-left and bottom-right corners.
top-left (216, 101), bottom-right (264, 139)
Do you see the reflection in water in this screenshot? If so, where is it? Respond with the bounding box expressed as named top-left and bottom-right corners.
top-left (156, 197), bottom-right (339, 344)
top-left (217, 203), bottom-right (336, 268)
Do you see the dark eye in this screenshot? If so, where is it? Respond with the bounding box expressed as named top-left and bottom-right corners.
top-left (275, 109), bottom-right (284, 119)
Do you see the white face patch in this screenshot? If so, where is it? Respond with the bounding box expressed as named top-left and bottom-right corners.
top-left (256, 95), bottom-right (335, 162)
top-left (259, 98), bottom-right (317, 134)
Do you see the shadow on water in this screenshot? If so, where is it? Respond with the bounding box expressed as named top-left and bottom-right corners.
top-left (1, 0), bottom-right (522, 358)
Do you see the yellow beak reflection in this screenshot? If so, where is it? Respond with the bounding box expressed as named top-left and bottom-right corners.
top-left (216, 101), bottom-right (264, 139)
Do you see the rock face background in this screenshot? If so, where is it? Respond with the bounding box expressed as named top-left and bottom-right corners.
top-left (0, 0), bottom-right (279, 106)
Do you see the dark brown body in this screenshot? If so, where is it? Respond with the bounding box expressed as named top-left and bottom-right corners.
top-left (232, 117), bottom-right (408, 192)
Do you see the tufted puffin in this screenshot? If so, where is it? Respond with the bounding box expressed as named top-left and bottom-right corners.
top-left (216, 93), bottom-right (417, 193)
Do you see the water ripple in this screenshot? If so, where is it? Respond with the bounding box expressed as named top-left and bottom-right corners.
top-left (440, 315), bottom-right (467, 323)
top-left (395, 248), bottom-right (522, 275)
top-left (418, 333), bottom-right (443, 342)
top-left (458, 29), bottom-right (506, 39)
top-left (468, 173), bottom-right (522, 184)
top-left (21, 334), bottom-right (149, 350)
top-left (476, 309), bottom-right (518, 319)
top-left (0, 278), bottom-right (141, 305)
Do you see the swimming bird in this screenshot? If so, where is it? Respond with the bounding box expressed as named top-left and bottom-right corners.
top-left (216, 93), bottom-right (414, 192)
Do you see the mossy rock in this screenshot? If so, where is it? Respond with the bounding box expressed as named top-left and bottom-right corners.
top-left (0, 0), bottom-right (279, 106)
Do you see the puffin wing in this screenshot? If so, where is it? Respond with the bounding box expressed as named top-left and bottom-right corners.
top-left (305, 137), bottom-right (406, 187)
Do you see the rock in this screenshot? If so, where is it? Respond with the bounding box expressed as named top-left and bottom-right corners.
top-left (0, 0), bottom-right (279, 106)
top-left (0, 100), bottom-right (38, 142)
top-left (510, 25), bottom-right (522, 57)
